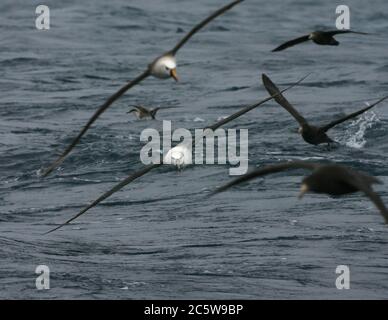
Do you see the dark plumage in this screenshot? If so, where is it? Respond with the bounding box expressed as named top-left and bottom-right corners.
top-left (272, 30), bottom-right (369, 52)
top-left (127, 105), bottom-right (163, 119)
top-left (262, 74), bottom-right (388, 146)
top-left (211, 161), bottom-right (388, 224)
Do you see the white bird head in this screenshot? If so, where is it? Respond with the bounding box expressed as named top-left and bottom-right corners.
top-left (150, 54), bottom-right (178, 81)
top-left (163, 144), bottom-right (192, 169)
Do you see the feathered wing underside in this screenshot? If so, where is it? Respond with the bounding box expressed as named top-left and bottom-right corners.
top-left (319, 96), bottom-right (388, 132)
top-left (262, 74), bottom-right (309, 126)
top-left (211, 161), bottom-right (319, 195)
top-left (271, 34), bottom-right (310, 52)
top-left (170, 0), bottom-right (244, 55)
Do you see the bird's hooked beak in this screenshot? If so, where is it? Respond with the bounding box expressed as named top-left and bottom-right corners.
top-left (170, 68), bottom-right (179, 82)
top-left (127, 109), bottom-right (136, 114)
top-left (298, 183), bottom-right (309, 199)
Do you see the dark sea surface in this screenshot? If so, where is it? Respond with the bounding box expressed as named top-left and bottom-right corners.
top-left (1, 0), bottom-right (388, 299)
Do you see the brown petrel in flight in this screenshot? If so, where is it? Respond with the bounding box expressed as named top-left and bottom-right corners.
top-left (41, 0), bottom-right (244, 177)
top-left (262, 74), bottom-right (388, 146)
top-left (272, 30), bottom-right (369, 52)
top-left (211, 161), bottom-right (388, 224)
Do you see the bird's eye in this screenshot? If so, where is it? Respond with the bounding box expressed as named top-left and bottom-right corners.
top-left (165, 66), bottom-right (170, 71)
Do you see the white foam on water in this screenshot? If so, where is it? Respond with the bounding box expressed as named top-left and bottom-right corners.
top-left (339, 106), bottom-right (380, 149)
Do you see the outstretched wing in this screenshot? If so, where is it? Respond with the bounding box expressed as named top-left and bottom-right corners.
top-left (170, 0), bottom-right (244, 55)
top-left (210, 161), bottom-right (319, 195)
top-left (325, 30), bottom-right (369, 36)
top-left (262, 74), bottom-right (309, 126)
top-left (347, 177), bottom-right (388, 224)
top-left (271, 34), bottom-right (310, 52)
top-left (42, 70), bottom-right (150, 177)
top-left (319, 96), bottom-right (388, 132)
top-left (207, 73), bottom-right (310, 131)
top-left (44, 163), bottom-right (161, 234)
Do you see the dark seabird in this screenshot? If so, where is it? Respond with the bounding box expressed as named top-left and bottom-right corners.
top-left (127, 105), bottom-right (163, 119)
top-left (272, 30), bottom-right (369, 52)
top-left (44, 74), bottom-right (309, 234)
top-left (262, 74), bottom-right (388, 146)
top-left (211, 161), bottom-right (388, 224)
top-left (41, 0), bottom-right (244, 177)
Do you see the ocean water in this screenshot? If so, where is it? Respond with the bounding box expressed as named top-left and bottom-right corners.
top-left (1, 0), bottom-right (388, 299)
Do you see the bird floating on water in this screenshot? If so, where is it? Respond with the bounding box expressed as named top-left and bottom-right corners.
top-left (210, 160), bottom-right (388, 224)
top-left (41, 0), bottom-right (244, 177)
top-left (272, 30), bottom-right (369, 52)
top-left (262, 73), bottom-right (388, 146)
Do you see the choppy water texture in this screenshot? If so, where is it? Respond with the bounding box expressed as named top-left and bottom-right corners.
top-left (1, 0), bottom-right (388, 299)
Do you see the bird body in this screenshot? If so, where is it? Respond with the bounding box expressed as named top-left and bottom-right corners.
top-left (302, 164), bottom-right (377, 196)
top-left (212, 161), bottom-right (388, 224)
top-left (308, 31), bottom-right (339, 46)
top-left (127, 106), bottom-right (161, 119)
top-left (298, 124), bottom-right (334, 145)
top-left (262, 74), bottom-right (388, 146)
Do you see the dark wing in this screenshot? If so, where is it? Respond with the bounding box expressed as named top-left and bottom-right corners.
top-left (262, 74), bottom-right (309, 126)
top-left (42, 70), bottom-right (150, 177)
top-left (320, 96), bottom-right (388, 132)
top-left (207, 73), bottom-right (310, 131)
top-left (44, 163), bottom-right (161, 234)
top-left (272, 35), bottom-right (310, 52)
top-left (210, 161), bottom-right (319, 195)
top-left (150, 107), bottom-right (161, 119)
top-left (325, 30), bottom-right (369, 36)
top-left (169, 0), bottom-right (243, 55)
top-left (347, 177), bottom-right (388, 224)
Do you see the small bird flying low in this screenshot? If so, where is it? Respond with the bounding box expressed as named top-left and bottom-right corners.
top-left (272, 30), bottom-right (369, 52)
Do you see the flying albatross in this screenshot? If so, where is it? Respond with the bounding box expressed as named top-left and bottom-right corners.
top-left (262, 74), bottom-right (388, 146)
top-left (272, 30), bottom-right (369, 52)
top-left (41, 0), bottom-right (244, 177)
top-left (43, 74), bottom-right (309, 234)
top-left (210, 160), bottom-right (388, 224)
